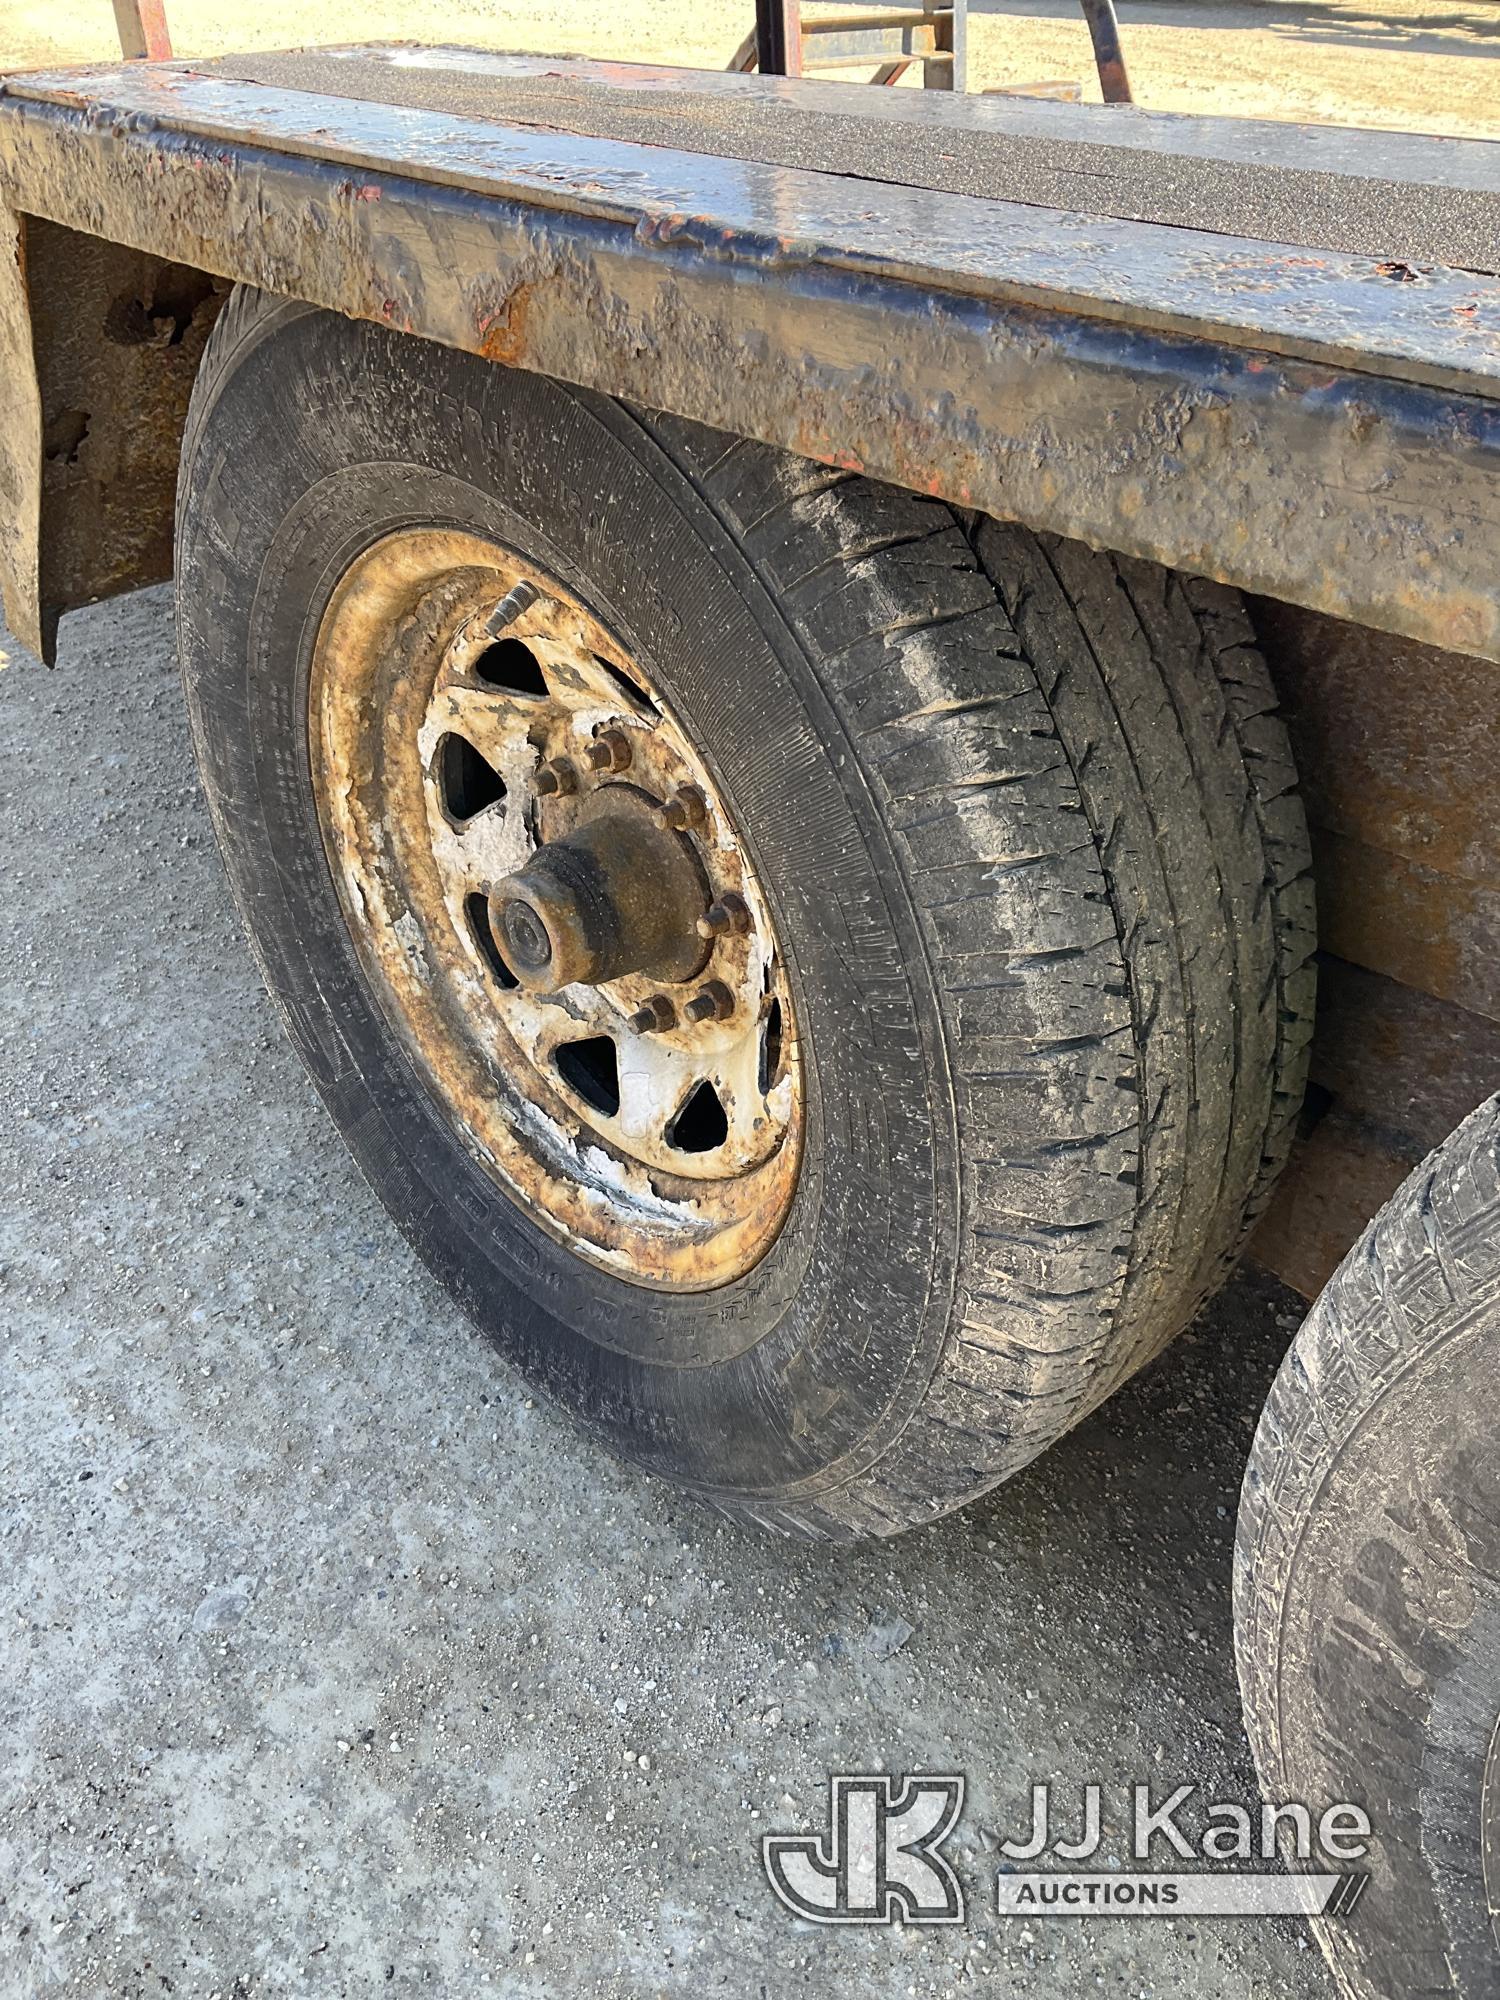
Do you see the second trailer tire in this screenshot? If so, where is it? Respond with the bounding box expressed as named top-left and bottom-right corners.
top-left (176, 290), bottom-right (1315, 1533)
top-left (1236, 1096), bottom-right (1500, 2000)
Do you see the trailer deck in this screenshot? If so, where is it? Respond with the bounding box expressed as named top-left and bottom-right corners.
top-left (0, 45), bottom-right (1497, 667)
top-left (139, 46), bottom-right (1500, 275)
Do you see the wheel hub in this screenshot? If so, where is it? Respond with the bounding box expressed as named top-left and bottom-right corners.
top-left (307, 529), bottom-right (803, 1291)
top-left (489, 794), bottom-right (710, 994)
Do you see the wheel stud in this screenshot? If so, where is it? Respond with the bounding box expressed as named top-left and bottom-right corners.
top-left (696, 892), bottom-right (751, 940)
top-left (657, 785), bottom-right (708, 832)
top-left (683, 980), bottom-right (734, 1025)
top-left (534, 757), bottom-right (579, 798)
top-left (485, 578), bottom-right (541, 634)
top-left (584, 728), bottom-right (632, 775)
top-left (628, 994), bottom-right (678, 1035)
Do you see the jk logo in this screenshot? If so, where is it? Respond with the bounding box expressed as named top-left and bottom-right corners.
top-left (762, 1774), bottom-right (966, 1925)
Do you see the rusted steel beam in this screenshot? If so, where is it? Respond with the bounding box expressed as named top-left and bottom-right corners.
top-left (0, 65), bottom-right (1497, 666)
top-left (111, 0), bottom-right (172, 63)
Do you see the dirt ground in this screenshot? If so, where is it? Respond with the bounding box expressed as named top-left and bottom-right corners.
top-left (3, 0), bottom-right (1499, 138)
top-left (0, 584), bottom-right (1334, 1996)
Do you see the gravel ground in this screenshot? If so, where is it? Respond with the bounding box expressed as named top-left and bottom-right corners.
top-left (0, 587), bottom-right (1331, 1996)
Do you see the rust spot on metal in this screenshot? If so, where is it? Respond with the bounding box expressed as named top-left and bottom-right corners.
top-left (475, 278), bottom-right (535, 366)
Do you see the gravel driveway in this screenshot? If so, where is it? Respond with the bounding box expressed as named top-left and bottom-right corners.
top-left (0, 587), bottom-right (1328, 1996)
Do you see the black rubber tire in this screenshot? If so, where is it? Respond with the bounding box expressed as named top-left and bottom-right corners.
top-left (1236, 1096), bottom-right (1500, 2000)
top-left (176, 289), bottom-right (1314, 1535)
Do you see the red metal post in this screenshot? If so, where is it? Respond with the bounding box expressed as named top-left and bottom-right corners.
top-left (754, 0), bottom-right (804, 75)
top-left (112, 0), bottom-right (173, 62)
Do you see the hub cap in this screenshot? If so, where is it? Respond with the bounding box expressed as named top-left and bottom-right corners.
top-left (308, 530), bottom-right (803, 1290)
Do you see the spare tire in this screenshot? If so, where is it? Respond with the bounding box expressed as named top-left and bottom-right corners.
top-left (175, 289), bottom-right (1314, 1534)
top-left (1236, 1095), bottom-right (1500, 1998)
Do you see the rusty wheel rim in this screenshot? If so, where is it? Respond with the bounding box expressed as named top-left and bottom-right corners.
top-left (308, 529), bottom-right (803, 1290)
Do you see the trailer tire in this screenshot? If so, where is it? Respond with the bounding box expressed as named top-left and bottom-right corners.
top-left (1235, 1095), bottom-right (1500, 1999)
top-left (176, 290), bottom-right (1313, 1534)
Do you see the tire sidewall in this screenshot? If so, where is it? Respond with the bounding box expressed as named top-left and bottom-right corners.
top-left (1245, 1313), bottom-right (1500, 1998)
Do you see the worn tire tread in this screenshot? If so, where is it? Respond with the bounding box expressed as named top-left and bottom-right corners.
top-left (639, 416), bottom-right (1314, 1531)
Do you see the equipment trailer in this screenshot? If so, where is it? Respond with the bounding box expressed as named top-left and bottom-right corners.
top-left (0, 44), bottom-right (1495, 1997)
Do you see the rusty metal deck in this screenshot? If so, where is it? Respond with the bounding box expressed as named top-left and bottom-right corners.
top-left (0, 46), bottom-right (1497, 663)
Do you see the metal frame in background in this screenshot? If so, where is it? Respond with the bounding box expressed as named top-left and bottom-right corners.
top-left (1079, 0), bottom-right (1133, 102)
top-left (736, 0), bottom-right (1133, 102)
top-left (112, 0), bottom-right (172, 61)
top-left (734, 2), bottom-right (968, 90)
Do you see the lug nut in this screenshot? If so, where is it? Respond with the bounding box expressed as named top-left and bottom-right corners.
top-left (683, 980), bottom-right (735, 1025)
top-left (628, 994), bottom-right (678, 1035)
top-left (657, 785), bottom-right (708, 833)
top-left (534, 757), bottom-right (578, 798)
top-left (584, 728), bottom-right (633, 775)
top-left (696, 892), bottom-right (751, 940)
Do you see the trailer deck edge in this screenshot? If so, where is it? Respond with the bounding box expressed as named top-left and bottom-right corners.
top-left (0, 51), bottom-right (1497, 666)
